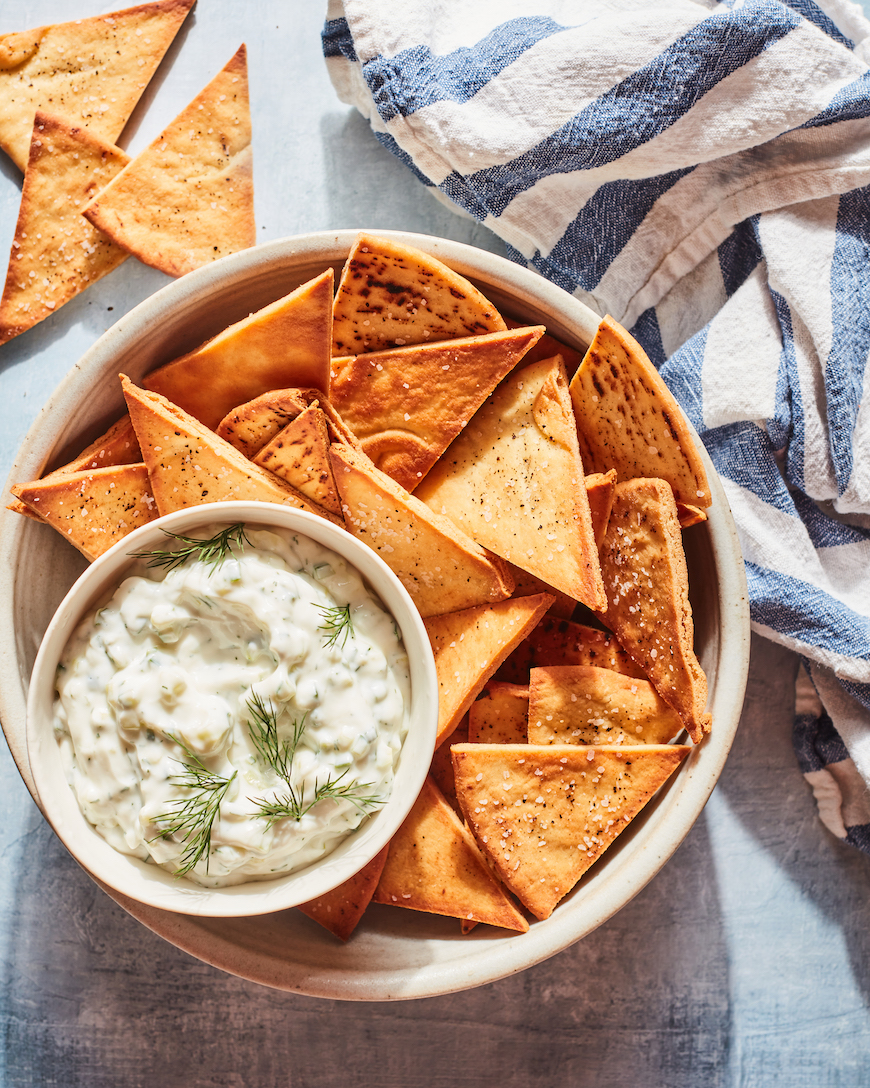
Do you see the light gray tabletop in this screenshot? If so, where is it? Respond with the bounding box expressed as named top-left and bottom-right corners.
top-left (2, 3), bottom-right (870, 1085)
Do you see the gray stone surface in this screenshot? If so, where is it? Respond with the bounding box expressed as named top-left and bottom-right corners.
top-left (2, 2), bottom-right (870, 1085)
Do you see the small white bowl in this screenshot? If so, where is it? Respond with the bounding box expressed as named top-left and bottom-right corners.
top-left (25, 500), bottom-right (438, 918)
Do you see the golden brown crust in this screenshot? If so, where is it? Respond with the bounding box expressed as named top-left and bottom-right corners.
top-left (496, 617), bottom-right (646, 685)
top-left (297, 846), bottom-right (389, 942)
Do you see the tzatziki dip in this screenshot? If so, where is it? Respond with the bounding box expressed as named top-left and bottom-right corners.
top-left (53, 522), bottom-right (410, 888)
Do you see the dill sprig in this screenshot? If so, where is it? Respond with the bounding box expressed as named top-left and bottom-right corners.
top-left (246, 692), bottom-right (305, 784)
top-left (130, 523), bottom-right (252, 574)
top-left (251, 768), bottom-right (381, 826)
top-left (316, 602), bottom-right (354, 649)
top-left (151, 736), bottom-right (237, 876)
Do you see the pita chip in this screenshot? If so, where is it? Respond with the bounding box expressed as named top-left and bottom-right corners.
top-left (0, 113), bottom-right (129, 343)
top-left (332, 233), bottom-right (507, 355)
top-left (600, 478), bottom-right (710, 742)
top-left (254, 404), bottom-right (342, 517)
top-left (428, 715), bottom-right (468, 813)
top-left (585, 470), bottom-right (617, 547)
top-left (82, 45), bottom-right (254, 277)
top-left (505, 562), bottom-right (576, 620)
top-left (297, 846), bottom-right (388, 942)
top-left (468, 682), bottom-right (529, 745)
top-left (452, 743), bottom-right (689, 919)
top-left (569, 317), bottom-right (710, 508)
top-left (143, 272), bottom-right (333, 428)
top-left (496, 617), bottom-right (646, 685)
top-left (677, 503), bottom-right (708, 529)
top-left (528, 665), bottom-right (683, 746)
top-left (329, 326), bottom-right (544, 491)
top-left (417, 355), bottom-right (606, 610)
top-left (216, 387), bottom-right (357, 459)
top-left (503, 315), bottom-right (585, 374)
top-left (372, 777), bottom-right (528, 932)
top-left (12, 462), bottom-right (157, 560)
top-left (0, 0), bottom-right (194, 172)
top-left (121, 376), bottom-right (341, 522)
top-left (329, 442), bottom-right (513, 617)
top-left (425, 593), bottom-right (553, 747)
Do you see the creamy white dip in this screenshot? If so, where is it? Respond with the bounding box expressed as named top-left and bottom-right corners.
top-left (53, 523), bottom-right (410, 888)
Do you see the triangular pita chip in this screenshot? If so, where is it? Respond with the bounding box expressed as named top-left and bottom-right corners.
top-left (417, 355), bottom-right (606, 609)
top-left (428, 716), bottom-right (468, 813)
top-left (425, 593), bottom-right (553, 747)
top-left (0, 113), bottom-right (129, 343)
top-left (82, 45), bottom-right (254, 277)
top-left (332, 233), bottom-right (506, 355)
top-left (297, 846), bottom-right (388, 942)
top-left (496, 617), bottom-right (646, 685)
top-left (372, 777), bottom-right (528, 932)
top-left (216, 387), bottom-right (357, 459)
top-left (452, 744), bottom-right (689, 919)
top-left (505, 562), bottom-right (576, 620)
top-left (528, 666), bottom-right (683, 745)
top-left (329, 442), bottom-right (513, 617)
top-left (143, 272), bottom-right (333, 428)
top-left (121, 376), bottom-right (341, 523)
top-left (569, 316), bottom-right (710, 508)
top-left (0, 0), bottom-right (194, 172)
top-left (329, 326), bottom-right (544, 491)
top-left (254, 405), bottom-right (342, 516)
top-left (12, 462), bottom-right (157, 560)
top-left (600, 478), bottom-right (710, 742)
top-left (503, 315), bottom-right (585, 374)
top-left (585, 470), bottom-right (617, 547)
top-left (468, 682), bottom-right (529, 744)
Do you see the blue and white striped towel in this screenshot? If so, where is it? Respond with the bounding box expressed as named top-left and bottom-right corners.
top-left (323, 0), bottom-right (870, 851)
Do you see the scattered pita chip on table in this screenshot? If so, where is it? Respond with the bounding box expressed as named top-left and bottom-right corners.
top-left (496, 617), bottom-right (646, 685)
top-left (468, 682), bottom-right (530, 744)
top-left (600, 478), bottom-right (711, 743)
top-left (329, 326), bottom-right (544, 491)
top-left (298, 846), bottom-right (389, 942)
top-left (0, 112), bottom-right (129, 343)
top-left (82, 45), bottom-right (254, 277)
top-left (452, 744), bottom-right (689, 920)
top-left (253, 404), bottom-right (342, 517)
top-left (417, 355), bottom-right (606, 610)
top-left (0, 0), bottom-right (194, 172)
top-left (332, 233), bottom-right (507, 355)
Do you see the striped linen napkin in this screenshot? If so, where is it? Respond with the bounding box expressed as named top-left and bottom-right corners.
top-left (323, 0), bottom-right (870, 851)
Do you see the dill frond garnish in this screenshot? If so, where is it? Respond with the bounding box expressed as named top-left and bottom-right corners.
top-left (245, 692), bottom-right (305, 784)
top-left (316, 602), bottom-right (354, 649)
top-left (251, 769), bottom-right (381, 826)
top-left (151, 736), bottom-right (237, 876)
top-left (130, 523), bottom-right (252, 574)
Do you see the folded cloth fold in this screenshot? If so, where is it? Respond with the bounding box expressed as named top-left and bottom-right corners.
top-left (324, 0), bottom-right (870, 849)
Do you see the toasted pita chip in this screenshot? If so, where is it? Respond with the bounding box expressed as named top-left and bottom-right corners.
top-left (503, 315), bottom-right (585, 375)
top-left (452, 743), bottom-right (689, 919)
top-left (600, 478), bottom-right (710, 742)
top-left (425, 593), bottom-right (553, 747)
top-left (528, 666), bottom-right (683, 745)
top-left (0, 113), bottom-right (129, 343)
top-left (253, 405), bottom-right (342, 516)
top-left (332, 233), bottom-right (507, 355)
top-left (329, 326), bottom-right (544, 491)
top-left (121, 376), bottom-right (341, 522)
top-left (297, 846), bottom-right (389, 942)
top-left (428, 716), bottom-right (468, 813)
top-left (569, 316), bottom-right (710, 508)
top-left (585, 470), bottom-right (617, 548)
top-left (82, 45), bottom-right (254, 277)
top-left (372, 777), bottom-right (528, 932)
top-left (0, 0), bottom-right (194, 172)
top-left (417, 355), bottom-right (606, 609)
top-left (505, 563), bottom-right (576, 620)
top-left (12, 462), bottom-right (157, 560)
top-left (677, 503), bottom-right (708, 528)
top-left (216, 387), bottom-right (357, 459)
top-left (329, 442), bottom-right (513, 617)
top-left (468, 682), bottom-right (529, 744)
top-left (496, 617), bottom-right (646, 685)
top-left (143, 272), bottom-right (333, 428)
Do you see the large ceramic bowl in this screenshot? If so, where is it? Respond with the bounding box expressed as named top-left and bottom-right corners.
top-left (0, 229), bottom-right (750, 998)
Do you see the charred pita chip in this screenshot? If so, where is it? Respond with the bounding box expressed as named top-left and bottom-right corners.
top-left (0, 0), bottom-right (194, 172)
top-left (468, 682), bottom-right (529, 744)
top-left (585, 470), bottom-right (617, 547)
top-left (425, 593), bottom-right (553, 747)
top-left (372, 777), bottom-right (528, 932)
top-left (0, 113), bottom-right (129, 343)
top-left (82, 45), bottom-right (254, 277)
top-left (496, 617), bottom-right (646, 685)
top-left (452, 743), bottom-right (689, 919)
top-left (253, 404), bottom-right (341, 517)
top-left (569, 317), bottom-right (710, 508)
top-left (600, 478), bottom-right (710, 742)
top-left (418, 355), bottom-right (606, 609)
top-left (121, 376), bottom-right (341, 522)
top-left (332, 233), bottom-right (507, 355)
top-left (143, 272), bottom-right (333, 428)
top-left (329, 442), bottom-right (513, 617)
top-left (528, 666), bottom-right (683, 745)
top-left (329, 326), bottom-right (544, 491)
top-left (428, 716), bottom-right (468, 812)
top-left (297, 846), bottom-right (389, 942)
top-left (505, 563), bottom-right (576, 620)
top-left (12, 462), bottom-right (157, 560)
